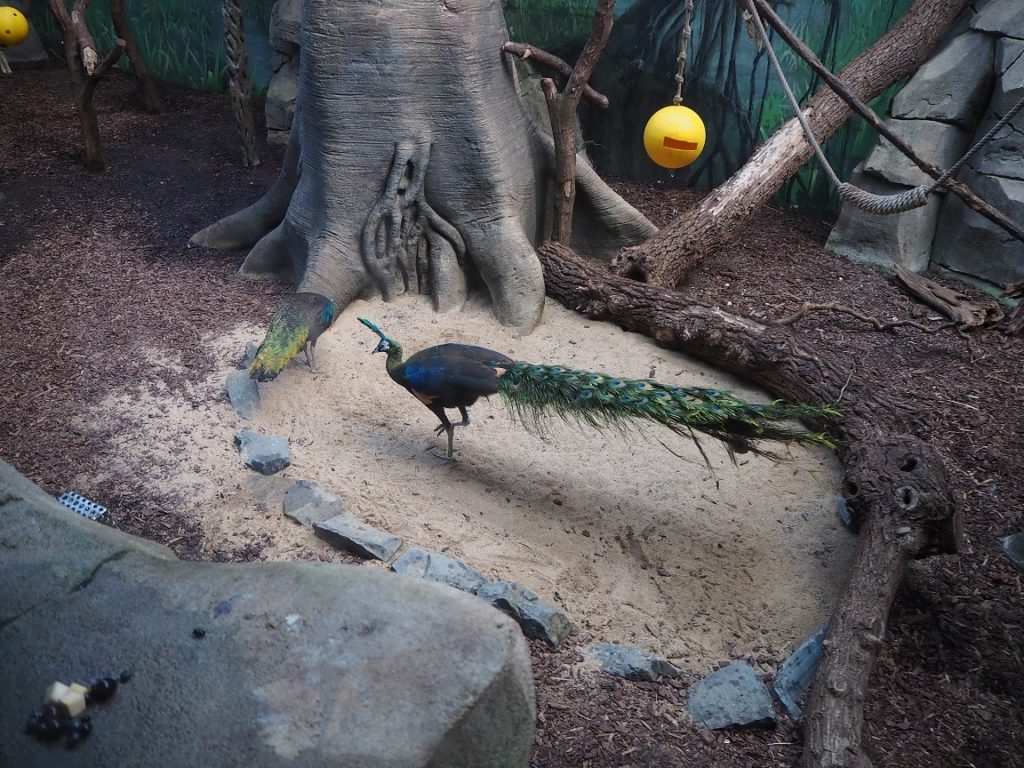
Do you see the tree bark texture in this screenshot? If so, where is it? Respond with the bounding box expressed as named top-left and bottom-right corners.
top-left (544, 0), bottom-right (615, 243)
top-left (611, 0), bottom-right (971, 287)
top-left (192, 0), bottom-right (655, 332)
top-left (47, 0), bottom-right (126, 172)
top-left (537, 241), bottom-right (960, 768)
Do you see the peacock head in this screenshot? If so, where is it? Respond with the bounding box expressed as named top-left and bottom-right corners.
top-left (358, 317), bottom-right (403, 360)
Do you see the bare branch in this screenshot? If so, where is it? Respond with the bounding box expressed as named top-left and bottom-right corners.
top-left (502, 42), bottom-right (609, 109)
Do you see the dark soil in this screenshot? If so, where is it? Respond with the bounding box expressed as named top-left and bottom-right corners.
top-left (1, 65), bottom-right (1021, 767)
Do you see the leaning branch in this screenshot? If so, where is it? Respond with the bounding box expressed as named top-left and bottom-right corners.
top-left (502, 42), bottom-right (609, 109)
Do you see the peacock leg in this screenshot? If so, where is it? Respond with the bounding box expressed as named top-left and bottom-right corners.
top-left (429, 406), bottom-right (457, 459)
top-left (451, 406), bottom-right (471, 429)
top-left (305, 339), bottom-right (318, 370)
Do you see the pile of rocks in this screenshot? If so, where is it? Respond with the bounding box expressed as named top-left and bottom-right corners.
top-left (827, 0), bottom-right (1023, 288)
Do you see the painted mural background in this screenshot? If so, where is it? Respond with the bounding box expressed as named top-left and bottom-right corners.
top-left (30, 0), bottom-right (913, 213)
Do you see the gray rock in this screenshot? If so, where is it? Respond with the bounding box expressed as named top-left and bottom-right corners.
top-left (243, 340), bottom-right (260, 368)
top-left (688, 661), bottom-right (777, 730)
top-left (891, 31), bottom-right (995, 128)
top-left (970, 0), bottom-right (1024, 36)
top-left (475, 581), bottom-right (572, 649)
top-left (863, 118), bottom-right (970, 188)
top-left (282, 479), bottom-right (343, 526)
top-left (234, 429), bottom-right (291, 475)
top-left (0, 459), bottom-right (535, 768)
top-left (972, 39), bottom-right (1024, 181)
top-left (834, 495), bottom-right (855, 531)
top-left (313, 513), bottom-right (403, 561)
top-left (586, 643), bottom-right (680, 682)
top-left (826, 164), bottom-right (943, 272)
top-left (933, 169), bottom-right (1024, 285)
top-left (391, 547), bottom-right (487, 593)
top-left (265, 55), bottom-right (300, 138)
top-left (226, 369), bottom-right (260, 419)
top-left (772, 624), bottom-right (829, 719)
top-left (1003, 532), bottom-right (1024, 571)
top-left (269, 0), bottom-right (302, 51)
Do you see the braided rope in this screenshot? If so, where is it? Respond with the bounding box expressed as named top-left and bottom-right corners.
top-left (672, 0), bottom-right (694, 106)
top-left (223, 0), bottom-right (259, 167)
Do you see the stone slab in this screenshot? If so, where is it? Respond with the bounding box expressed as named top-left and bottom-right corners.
top-left (970, 0), bottom-right (1024, 37)
top-left (281, 479), bottom-right (342, 527)
top-left (391, 548), bottom-right (487, 593)
top-left (688, 661), bottom-right (777, 730)
top-left (226, 370), bottom-right (260, 419)
top-left (313, 513), bottom-right (403, 561)
top-left (586, 643), bottom-right (680, 682)
top-left (891, 31), bottom-right (995, 128)
top-left (0, 459), bottom-right (534, 767)
top-left (772, 623), bottom-right (829, 719)
top-left (863, 118), bottom-right (970, 188)
top-left (235, 430), bottom-right (291, 475)
top-left (476, 581), bottom-right (572, 649)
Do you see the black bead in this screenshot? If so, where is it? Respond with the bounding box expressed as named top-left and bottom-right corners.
top-left (25, 715), bottom-right (43, 736)
top-left (119, 669), bottom-right (133, 683)
top-left (41, 703), bottom-right (61, 721)
top-left (89, 677), bottom-right (118, 702)
top-left (65, 730), bottom-right (83, 749)
top-left (192, 627), bottom-right (206, 639)
top-left (38, 719), bottom-right (63, 741)
top-left (68, 717), bottom-right (93, 737)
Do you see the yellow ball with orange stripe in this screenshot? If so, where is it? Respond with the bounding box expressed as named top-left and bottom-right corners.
top-left (643, 105), bottom-right (706, 169)
top-left (0, 6), bottom-right (29, 47)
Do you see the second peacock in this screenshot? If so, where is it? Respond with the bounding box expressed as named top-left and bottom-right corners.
top-left (359, 318), bottom-right (840, 460)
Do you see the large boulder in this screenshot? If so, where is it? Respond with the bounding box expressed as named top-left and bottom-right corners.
top-left (862, 118), bottom-right (970, 188)
top-left (825, 164), bottom-right (944, 272)
top-left (0, 459), bottom-right (535, 767)
top-left (891, 30), bottom-right (995, 128)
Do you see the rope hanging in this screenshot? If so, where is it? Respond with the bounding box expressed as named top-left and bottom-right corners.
top-left (672, 0), bottom-right (694, 105)
top-left (743, 0), bottom-right (1024, 216)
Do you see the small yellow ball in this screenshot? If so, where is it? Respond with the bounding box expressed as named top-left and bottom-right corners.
top-left (643, 105), bottom-right (706, 169)
top-left (0, 6), bottom-right (30, 48)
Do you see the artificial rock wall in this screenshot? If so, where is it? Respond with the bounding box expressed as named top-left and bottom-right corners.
top-left (827, 0), bottom-right (1024, 287)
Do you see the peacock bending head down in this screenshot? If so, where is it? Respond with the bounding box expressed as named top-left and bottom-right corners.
top-left (249, 292), bottom-right (337, 381)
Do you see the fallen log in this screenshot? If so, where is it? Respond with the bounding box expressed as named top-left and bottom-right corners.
top-left (538, 241), bottom-right (960, 768)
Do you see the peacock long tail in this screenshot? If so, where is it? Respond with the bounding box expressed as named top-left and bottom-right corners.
top-left (494, 362), bottom-right (840, 454)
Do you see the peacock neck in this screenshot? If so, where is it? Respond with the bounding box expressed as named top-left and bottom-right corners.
top-left (384, 345), bottom-right (405, 381)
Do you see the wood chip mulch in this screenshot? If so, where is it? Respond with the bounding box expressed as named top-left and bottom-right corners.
top-left (1, 65), bottom-right (1021, 767)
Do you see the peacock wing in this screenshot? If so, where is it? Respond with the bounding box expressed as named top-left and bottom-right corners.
top-left (400, 344), bottom-right (511, 401)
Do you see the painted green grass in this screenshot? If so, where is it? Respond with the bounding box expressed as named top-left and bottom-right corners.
top-left (31, 0), bottom-right (275, 93)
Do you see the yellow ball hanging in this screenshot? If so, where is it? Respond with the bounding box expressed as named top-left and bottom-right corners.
top-left (0, 6), bottom-right (29, 48)
top-left (643, 105), bottom-right (706, 170)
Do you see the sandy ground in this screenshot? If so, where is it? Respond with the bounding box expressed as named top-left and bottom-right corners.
top-left (83, 294), bottom-right (856, 670)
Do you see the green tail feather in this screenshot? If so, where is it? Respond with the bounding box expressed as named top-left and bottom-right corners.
top-left (249, 319), bottom-right (309, 382)
top-left (496, 362), bottom-right (839, 453)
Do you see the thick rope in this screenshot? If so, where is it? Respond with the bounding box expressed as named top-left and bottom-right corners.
top-left (672, 0), bottom-right (694, 105)
top-left (223, 0), bottom-right (259, 168)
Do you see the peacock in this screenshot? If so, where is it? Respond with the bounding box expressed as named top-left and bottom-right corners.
top-left (358, 318), bottom-right (840, 459)
top-left (250, 293), bottom-right (338, 381)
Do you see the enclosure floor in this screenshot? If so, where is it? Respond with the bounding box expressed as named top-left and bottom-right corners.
top-left (85, 296), bottom-right (853, 668)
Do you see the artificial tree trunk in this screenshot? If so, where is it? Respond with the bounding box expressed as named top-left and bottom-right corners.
top-left (611, 0), bottom-right (971, 288)
top-left (192, 0), bottom-right (655, 331)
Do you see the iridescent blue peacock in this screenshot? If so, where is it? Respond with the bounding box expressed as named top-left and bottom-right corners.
top-left (357, 318), bottom-right (839, 459)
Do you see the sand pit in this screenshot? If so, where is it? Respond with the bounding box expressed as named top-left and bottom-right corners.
top-left (85, 296), bottom-right (856, 670)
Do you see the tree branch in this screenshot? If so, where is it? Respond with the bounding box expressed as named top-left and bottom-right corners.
top-left (502, 42), bottom-right (609, 109)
